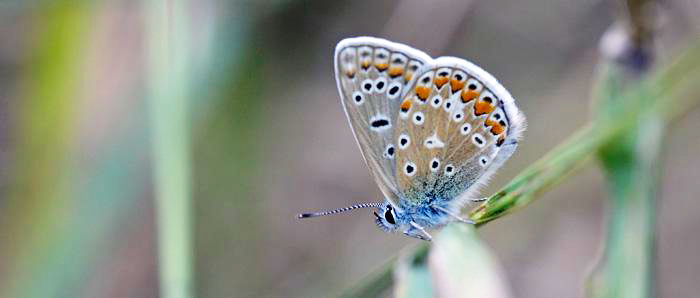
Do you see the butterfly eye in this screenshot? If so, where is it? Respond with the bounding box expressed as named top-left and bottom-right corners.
top-left (384, 205), bottom-right (396, 225)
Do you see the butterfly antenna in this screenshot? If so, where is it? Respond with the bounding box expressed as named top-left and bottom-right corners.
top-left (297, 202), bottom-right (383, 219)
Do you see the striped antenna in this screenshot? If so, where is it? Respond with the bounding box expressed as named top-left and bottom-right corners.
top-left (298, 202), bottom-right (383, 219)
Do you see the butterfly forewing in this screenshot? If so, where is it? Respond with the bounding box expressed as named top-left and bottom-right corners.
top-left (334, 37), bottom-right (432, 207)
top-left (393, 57), bottom-right (525, 204)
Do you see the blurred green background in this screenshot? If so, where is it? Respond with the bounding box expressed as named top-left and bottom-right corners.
top-left (1, 0), bottom-right (699, 297)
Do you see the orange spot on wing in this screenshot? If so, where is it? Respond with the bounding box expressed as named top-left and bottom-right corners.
top-left (474, 101), bottom-right (494, 116)
top-left (461, 90), bottom-right (479, 103)
top-left (345, 69), bottom-right (356, 78)
top-left (388, 67), bottom-right (404, 78)
top-left (450, 79), bottom-right (464, 93)
top-left (485, 119), bottom-right (505, 135)
top-left (361, 61), bottom-right (370, 69)
top-left (434, 77), bottom-right (449, 88)
top-left (404, 73), bottom-right (413, 82)
top-left (496, 135), bottom-right (505, 147)
top-left (375, 63), bottom-right (389, 71)
top-left (415, 86), bottom-right (430, 101)
top-left (490, 123), bottom-right (505, 135)
top-left (400, 99), bottom-right (412, 112)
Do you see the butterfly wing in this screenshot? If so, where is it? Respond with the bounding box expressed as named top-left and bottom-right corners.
top-left (334, 37), bottom-right (432, 207)
top-left (393, 57), bottom-right (526, 206)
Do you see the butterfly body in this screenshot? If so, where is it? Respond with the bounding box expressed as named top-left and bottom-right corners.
top-left (299, 37), bottom-right (525, 241)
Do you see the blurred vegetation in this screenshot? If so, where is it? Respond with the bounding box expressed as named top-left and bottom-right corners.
top-left (1, 0), bottom-right (700, 297)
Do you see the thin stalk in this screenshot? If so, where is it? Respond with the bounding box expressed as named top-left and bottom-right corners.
top-left (587, 1), bottom-right (659, 296)
top-left (147, 1), bottom-right (193, 297)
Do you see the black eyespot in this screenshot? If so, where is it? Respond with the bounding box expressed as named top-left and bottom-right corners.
top-left (475, 136), bottom-right (483, 144)
top-left (496, 138), bottom-right (505, 147)
top-left (462, 126), bottom-right (469, 131)
top-left (456, 114), bottom-right (462, 119)
top-left (455, 74), bottom-right (463, 80)
top-left (406, 164), bottom-right (414, 174)
top-left (361, 51), bottom-right (370, 57)
top-left (431, 160), bottom-right (439, 168)
top-left (469, 84), bottom-right (477, 90)
top-left (446, 102), bottom-right (451, 109)
top-left (410, 65), bottom-right (419, 71)
top-left (393, 58), bottom-right (403, 64)
top-left (422, 76), bottom-right (430, 84)
top-left (387, 146), bottom-right (395, 155)
top-left (483, 96), bottom-right (492, 103)
top-left (433, 98), bottom-right (440, 104)
top-left (354, 95), bottom-right (362, 102)
top-left (364, 83), bottom-right (372, 91)
top-left (371, 119), bottom-right (390, 128)
top-left (378, 53), bottom-right (387, 59)
top-left (415, 115), bottom-right (422, 121)
top-left (439, 71), bottom-right (448, 77)
top-left (499, 120), bottom-right (506, 126)
top-left (400, 138), bottom-right (408, 146)
top-left (376, 81), bottom-right (385, 89)
top-left (494, 114), bottom-right (501, 120)
top-left (384, 208), bottom-right (396, 224)
top-left (389, 86), bottom-right (399, 95)
top-left (446, 166), bottom-right (454, 172)
top-left (480, 158), bottom-right (488, 164)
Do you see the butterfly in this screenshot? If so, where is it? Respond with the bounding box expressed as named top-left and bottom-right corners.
top-left (299, 37), bottom-right (526, 241)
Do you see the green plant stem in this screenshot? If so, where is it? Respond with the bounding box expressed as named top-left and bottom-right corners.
top-left (147, 1), bottom-right (193, 297)
top-left (340, 39), bottom-right (700, 297)
top-left (586, 0), bottom-right (660, 294)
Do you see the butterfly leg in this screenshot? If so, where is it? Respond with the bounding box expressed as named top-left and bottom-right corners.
top-left (404, 222), bottom-right (433, 241)
top-left (434, 206), bottom-right (475, 225)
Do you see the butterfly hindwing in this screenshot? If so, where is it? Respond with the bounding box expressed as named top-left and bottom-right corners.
top-left (334, 37), bottom-right (432, 207)
top-left (393, 57), bottom-right (526, 205)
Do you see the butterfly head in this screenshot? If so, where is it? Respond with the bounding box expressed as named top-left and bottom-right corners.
top-left (373, 203), bottom-right (405, 232)
top-left (298, 201), bottom-right (408, 232)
